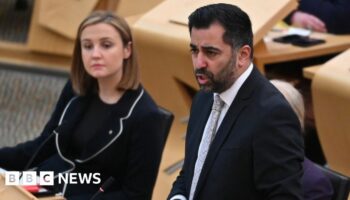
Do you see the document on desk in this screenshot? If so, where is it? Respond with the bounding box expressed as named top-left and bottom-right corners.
top-left (287, 27), bottom-right (311, 36)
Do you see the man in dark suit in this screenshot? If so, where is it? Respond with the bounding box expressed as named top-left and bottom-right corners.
top-left (168, 3), bottom-right (304, 200)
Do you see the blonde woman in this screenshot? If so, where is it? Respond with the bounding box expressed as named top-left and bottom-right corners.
top-left (0, 11), bottom-right (165, 200)
top-left (271, 79), bottom-right (333, 200)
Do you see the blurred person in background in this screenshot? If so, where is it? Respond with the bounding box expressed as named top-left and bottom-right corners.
top-left (271, 79), bottom-right (333, 200)
top-left (285, 0), bottom-right (350, 34)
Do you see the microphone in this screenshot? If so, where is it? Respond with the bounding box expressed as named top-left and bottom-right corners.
top-left (90, 177), bottom-right (115, 200)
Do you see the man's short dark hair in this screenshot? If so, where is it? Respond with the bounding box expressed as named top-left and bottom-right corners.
top-left (188, 3), bottom-right (254, 58)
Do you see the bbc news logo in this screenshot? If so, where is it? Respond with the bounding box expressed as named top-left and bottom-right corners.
top-left (5, 171), bottom-right (101, 186)
top-left (5, 171), bottom-right (54, 186)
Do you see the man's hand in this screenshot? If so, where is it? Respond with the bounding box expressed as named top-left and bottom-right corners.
top-left (291, 11), bottom-right (327, 33)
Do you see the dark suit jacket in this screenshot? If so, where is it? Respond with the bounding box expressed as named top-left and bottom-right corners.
top-left (286, 0), bottom-right (350, 34)
top-left (169, 67), bottom-right (304, 200)
top-left (0, 81), bottom-right (165, 200)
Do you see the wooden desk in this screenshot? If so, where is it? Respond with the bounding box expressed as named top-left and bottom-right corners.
top-left (303, 65), bottom-right (321, 79)
top-left (303, 47), bottom-right (350, 79)
top-left (254, 32), bottom-right (350, 74)
top-left (311, 49), bottom-right (350, 177)
top-left (0, 174), bottom-right (65, 200)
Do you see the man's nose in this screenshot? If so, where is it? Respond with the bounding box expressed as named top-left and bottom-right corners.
top-left (194, 52), bottom-right (207, 68)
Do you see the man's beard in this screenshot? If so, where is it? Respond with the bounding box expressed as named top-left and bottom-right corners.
top-left (194, 56), bottom-right (236, 93)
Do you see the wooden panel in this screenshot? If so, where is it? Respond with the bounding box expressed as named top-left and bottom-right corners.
top-left (302, 65), bottom-right (321, 80)
top-left (27, 0), bottom-right (75, 56)
top-left (0, 41), bottom-right (71, 70)
top-left (39, 196), bottom-right (65, 200)
top-left (168, 0), bottom-right (298, 45)
top-left (27, 0), bottom-right (118, 57)
top-left (152, 122), bottom-right (187, 200)
top-left (116, 0), bottom-right (164, 17)
top-left (95, 0), bottom-right (119, 11)
top-left (312, 49), bottom-right (350, 176)
top-left (0, 174), bottom-right (65, 200)
top-left (38, 0), bottom-right (98, 40)
top-left (0, 174), bottom-right (37, 200)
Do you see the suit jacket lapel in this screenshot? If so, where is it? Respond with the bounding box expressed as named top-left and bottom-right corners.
top-left (52, 88), bottom-right (142, 163)
top-left (193, 67), bottom-right (259, 199)
top-left (54, 96), bottom-right (89, 156)
top-left (187, 93), bottom-right (213, 189)
top-left (81, 88), bottom-right (142, 159)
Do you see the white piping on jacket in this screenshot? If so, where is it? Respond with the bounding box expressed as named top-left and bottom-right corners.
top-left (75, 88), bottom-right (144, 163)
top-left (54, 88), bottom-right (144, 196)
top-left (54, 96), bottom-right (79, 196)
top-left (58, 96), bottom-right (78, 125)
top-left (54, 130), bottom-right (75, 196)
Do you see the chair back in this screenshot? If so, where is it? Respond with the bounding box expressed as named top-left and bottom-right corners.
top-left (157, 106), bottom-right (174, 149)
top-left (315, 165), bottom-right (350, 200)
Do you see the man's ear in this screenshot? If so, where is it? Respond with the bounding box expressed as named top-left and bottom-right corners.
top-left (237, 45), bottom-right (251, 68)
top-left (123, 42), bottom-right (132, 59)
